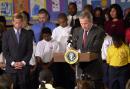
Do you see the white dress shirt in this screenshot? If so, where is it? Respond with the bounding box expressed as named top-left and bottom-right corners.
top-left (101, 34), bottom-right (113, 60)
top-left (35, 39), bottom-right (59, 63)
top-left (14, 28), bottom-right (21, 35)
top-left (52, 25), bottom-right (71, 52)
top-left (67, 15), bottom-right (78, 26)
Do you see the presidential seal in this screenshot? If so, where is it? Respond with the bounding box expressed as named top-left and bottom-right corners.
top-left (64, 49), bottom-right (79, 64)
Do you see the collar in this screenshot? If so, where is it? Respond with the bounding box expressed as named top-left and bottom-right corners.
top-left (14, 27), bottom-right (21, 34)
top-left (59, 25), bottom-right (71, 29)
top-left (68, 15), bottom-right (78, 19)
top-left (83, 24), bottom-right (93, 35)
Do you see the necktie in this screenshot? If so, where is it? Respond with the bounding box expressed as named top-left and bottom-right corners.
top-left (82, 31), bottom-right (87, 48)
top-left (16, 30), bottom-right (20, 43)
top-left (70, 16), bottom-right (74, 27)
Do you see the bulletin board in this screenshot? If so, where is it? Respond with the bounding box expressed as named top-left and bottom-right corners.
top-left (0, 0), bottom-right (130, 25)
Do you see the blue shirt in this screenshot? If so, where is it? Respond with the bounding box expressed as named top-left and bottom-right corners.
top-left (32, 22), bottom-right (56, 43)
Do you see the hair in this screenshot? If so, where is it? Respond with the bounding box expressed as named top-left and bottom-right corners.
top-left (38, 8), bottom-right (50, 21)
top-left (77, 80), bottom-right (93, 89)
top-left (79, 11), bottom-right (93, 23)
top-left (13, 13), bottom-right (23, 21)
top-left (124, 7), bottom-right (130, 17)
top-left (83, 4), bottom-right (93, 14)
top-left (0, 16), bottom-right (6, 26)
top-left (69, 2), bottom-right (77, 8)
top-left (68, 2), bottom-right (77, 11)
top-left (39, 27), bottom-right (52, 41)
top-left (58, 13), bottom-right (68, 21)
top-left (20, 11), bottom-right (30, 24)
top-left (94, 7), bottom-right (103, 17)
top-left (0, 74), bottom-right (13, 89)
top-left (109, 4), bottom-right (123, 20)
top-left (0, 22), bottom-right (6, 33)
top-left (39, 69), bottom-right (53, 83)
top-left (124, 12), bottom-right (130, 28)
top-left (111, 32), bottom-right (123, 48)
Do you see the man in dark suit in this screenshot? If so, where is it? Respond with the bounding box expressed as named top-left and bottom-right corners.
top-left (2, 13), bottom-right (33, 89)
top-left (72, 11), bottom-right (105, 89)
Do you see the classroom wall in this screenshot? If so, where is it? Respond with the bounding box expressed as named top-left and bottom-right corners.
top-left (0, 0), bottom-right (130, 25)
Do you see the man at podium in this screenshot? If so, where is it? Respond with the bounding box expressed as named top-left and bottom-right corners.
top-left (72, 11), bottom-right (105, 89)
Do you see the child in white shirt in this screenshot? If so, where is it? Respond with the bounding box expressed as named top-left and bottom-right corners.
top-left (52, 13), bottom-right (71, 52)
top-left (35, 27), bottom-right (59, 69)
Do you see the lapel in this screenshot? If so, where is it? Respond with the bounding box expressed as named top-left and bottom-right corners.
top-left (86, 26), bottom-right (95, 47)
top-left (11, 29), bottom-right (18, 45)
top-left (78, 28), bottom-right (84, 49)
top-left (19, 29), bottom-right (25, 45)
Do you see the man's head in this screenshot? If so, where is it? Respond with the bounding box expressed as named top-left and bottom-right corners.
top-left (40, 27), bottom-right (52, 41)
top-left (12, 13), bottom-right (23, 30)
top-left (79, 11), bottom-right (93, 31)
top-left (38, 9), bottom-right (50, 23)
top-left (68, 2), bottom-right (77, 16)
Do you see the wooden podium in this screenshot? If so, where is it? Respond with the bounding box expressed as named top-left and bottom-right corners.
top-left (53, 52), bottom-right (98, 62)
top-left (53, 52), bottom-right (98, 80)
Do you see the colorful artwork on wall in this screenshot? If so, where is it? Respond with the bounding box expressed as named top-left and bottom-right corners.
top-left (13, 0), bottom-right (29, 13)
top-left (30, 0), bottom-right (46, 19)
top-left (0, 0), bottom-right (13, 20)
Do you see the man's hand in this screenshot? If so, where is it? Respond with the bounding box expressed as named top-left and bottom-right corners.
top-left (14, 62), bottom-right (24, 69)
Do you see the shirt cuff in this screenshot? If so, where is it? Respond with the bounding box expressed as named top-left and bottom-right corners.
top-left (11, 61), bottom-right (15, 66)
top-left (21, 61), bottom-right (26, 66)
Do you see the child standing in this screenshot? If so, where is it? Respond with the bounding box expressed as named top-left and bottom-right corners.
top-left (107, 33), bottom-right (130, 89)
top-left (35, 27), bottom-right (59, 89)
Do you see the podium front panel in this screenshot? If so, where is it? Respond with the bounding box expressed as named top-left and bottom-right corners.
top-left (53, 53), bottom-right (65, 62)
top-left (53, 52), bottom-right (98, 62)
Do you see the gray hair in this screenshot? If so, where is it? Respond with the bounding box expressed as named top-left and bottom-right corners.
top-left (79, 11), bottom-right (93, 23)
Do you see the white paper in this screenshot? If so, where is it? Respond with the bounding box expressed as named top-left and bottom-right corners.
top-left (87, 0), bottom-right (92, 4)
top-left (52, 0), bottom-right (60, 12)
top-left (111, 0), bottom-right (116, 4)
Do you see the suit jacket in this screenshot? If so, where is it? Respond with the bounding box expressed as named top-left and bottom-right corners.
top-left (72, 25), bottom-right (105, 79)
top-left (2, 28), bottom-right (33, 73)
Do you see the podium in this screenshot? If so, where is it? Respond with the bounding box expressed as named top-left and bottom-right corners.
top-left (53, 52), bottom-right (98, 80)
top-left (53, 52), bottom-right (98, 62)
